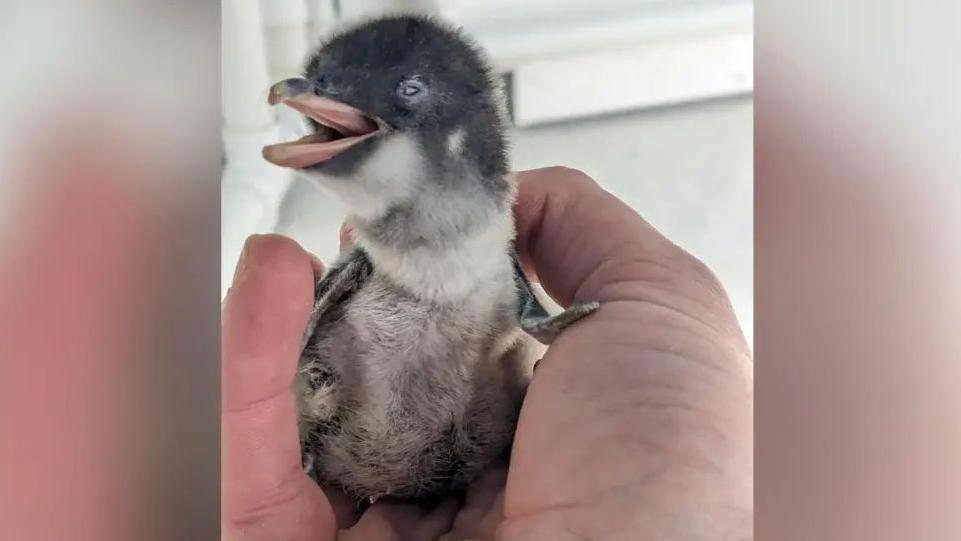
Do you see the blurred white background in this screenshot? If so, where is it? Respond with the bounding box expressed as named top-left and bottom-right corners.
top-left (223, 0), bottom-right (753, 342)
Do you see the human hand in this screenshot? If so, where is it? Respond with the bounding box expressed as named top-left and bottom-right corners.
top-left (221, 167), bottom-right (752, 540)
top-left (493, 167), bottom-right (753, 540)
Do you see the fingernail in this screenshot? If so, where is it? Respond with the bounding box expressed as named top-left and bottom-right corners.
top-left (233, 234), bottom-right (259, 284)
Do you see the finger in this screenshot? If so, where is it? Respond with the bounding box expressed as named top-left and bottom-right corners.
top-left (343, 499), bottom-right (459, 541)
top-left (512, 167), bottom-right (682, 307)
top-left (514, 167), bottom-right (745, 349)
top-left (412, 498), bottom-right (461, 541)
top-left (448, 467), bottom-right (507, 540)
top-left (463, 465), bottom-right (508, 509)
top-left (320, 484), bottom-right (362, 529)
top-left (222, 234), bottom-right (335, 541)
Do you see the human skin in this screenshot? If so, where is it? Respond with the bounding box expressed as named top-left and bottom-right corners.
top-left (221, 167), bottom-right (753, 540)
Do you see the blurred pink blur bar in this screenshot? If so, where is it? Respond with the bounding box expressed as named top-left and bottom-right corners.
top-left (0, 2), bottom-right (221, 540)
top-left (756, 1), bottom-right (961, 540)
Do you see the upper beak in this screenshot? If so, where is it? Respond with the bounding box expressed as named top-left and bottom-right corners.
top-left (262, 78), bottom-right (386, 169)
top-left (267, 78), bottom-right (377, 136)
top-left (267, 77), bottom-right (313, 105)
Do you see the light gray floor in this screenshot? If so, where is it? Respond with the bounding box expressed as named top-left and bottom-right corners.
top-left (276, 95), bottom-right (753, 344)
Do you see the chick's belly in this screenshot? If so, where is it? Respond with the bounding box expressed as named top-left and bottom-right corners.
top-left (303, 290), bottom-right (526, 498)
top-left (310, 349), bottom-right (521, 499)
top-left (315, 381), bottom-right (517, 499)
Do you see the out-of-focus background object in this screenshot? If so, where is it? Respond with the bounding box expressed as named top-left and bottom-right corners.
top-left (2, 2), bottom-right (222, 540)
top-left (222, 0), bottom-right (753, 340)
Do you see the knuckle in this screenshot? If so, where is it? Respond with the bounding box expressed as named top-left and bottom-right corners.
top-left (548, 166), bottom-right (599, 189)
top-left (676, 250), bottom-right (728, 300)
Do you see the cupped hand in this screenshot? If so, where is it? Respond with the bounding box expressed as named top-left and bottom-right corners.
top-left (497, 168), bottom-right (752, 540)
top-left (221, 167), bottom-right (752, 540)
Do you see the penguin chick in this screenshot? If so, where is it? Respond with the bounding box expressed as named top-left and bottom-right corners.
top-left (262, 14), bottom-right (599, 503)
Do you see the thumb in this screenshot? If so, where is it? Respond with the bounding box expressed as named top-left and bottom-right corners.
top-left (222, 234), bottom-right (336, 541)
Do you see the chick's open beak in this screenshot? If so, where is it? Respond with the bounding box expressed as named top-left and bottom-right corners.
top-left (262, 78), bottom-right (383, 168)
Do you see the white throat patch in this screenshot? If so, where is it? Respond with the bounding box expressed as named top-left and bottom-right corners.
top-left (302, 133), bottom-right (424, 221)
top-left (356, 209), bottom-right (516, 303)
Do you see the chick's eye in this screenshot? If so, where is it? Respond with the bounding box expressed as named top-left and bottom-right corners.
top-left (397, 79), bottom-right (427, 99)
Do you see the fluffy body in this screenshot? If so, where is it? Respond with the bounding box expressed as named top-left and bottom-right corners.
top-left (297, 243), bottom-right (539, 500)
